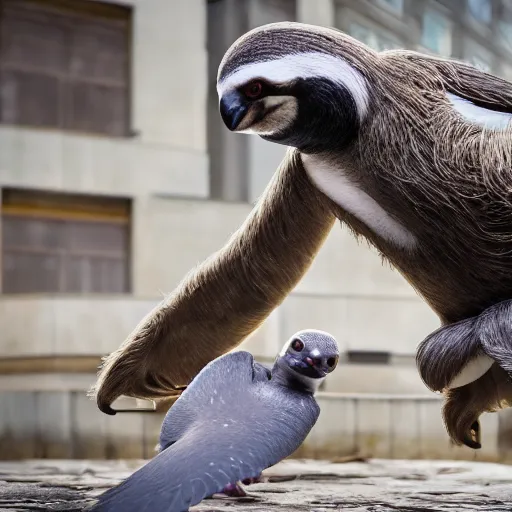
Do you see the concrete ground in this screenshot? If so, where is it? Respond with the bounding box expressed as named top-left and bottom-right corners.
top-left (0, 458), bottom-right (511, 511)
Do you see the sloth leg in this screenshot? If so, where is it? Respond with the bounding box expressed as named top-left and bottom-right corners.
top-left (417, 299), bottom-right (512, 448)
top-left (442, 364), bottom-right (511, 449)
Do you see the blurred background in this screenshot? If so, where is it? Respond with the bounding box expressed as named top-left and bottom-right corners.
top-left (0, 0), bottom-right (511, 464)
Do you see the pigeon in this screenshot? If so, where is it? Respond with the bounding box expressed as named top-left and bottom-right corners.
top-left (89, 329), bottom-right (339, 512)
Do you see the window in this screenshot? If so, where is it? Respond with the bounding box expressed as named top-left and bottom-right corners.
top-left (421, 9), bottom-right (452, 57)
top-left (257, 0), bottom-right (296, 23)
top-left (374, 0), bottom-right (404, 15)
top-left (467, 0), bottom-right (492, 24)
top-left (346, 351), bottom-right (391, 365)
top-left (0, 0), bottom-right (131, 136)
top-left (499, 21), bottom-right (512, 51)
top-left (498, 4), bottom-right (512, 52)
top-left (2, 189), bottom-right (131, 294)
top-left (349, 23), bottom-right (401, 52)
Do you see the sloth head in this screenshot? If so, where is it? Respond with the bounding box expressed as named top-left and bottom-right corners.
top-left (216, 22), bottom-right (376, 153)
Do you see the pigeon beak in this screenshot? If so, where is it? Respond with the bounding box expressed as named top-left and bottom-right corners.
top-left (220, 91), bottom-right (249, 131)
top-left (304, 356), bottom-right (328, 377)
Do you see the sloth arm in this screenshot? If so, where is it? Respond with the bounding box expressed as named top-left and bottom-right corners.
top-left (92, 148), bottom-right (336, 414)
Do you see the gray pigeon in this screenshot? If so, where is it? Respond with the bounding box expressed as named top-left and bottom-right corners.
top-left (89, 329), bottom-right (339, 512)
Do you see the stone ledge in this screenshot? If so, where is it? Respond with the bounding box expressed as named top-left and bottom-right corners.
top-left (0, 458), bottom-right (511, 511)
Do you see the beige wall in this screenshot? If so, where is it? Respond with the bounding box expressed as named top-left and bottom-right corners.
top-left (0, 0), bottom-right (506, 462)
top-left (303, 394), bottom-right (500, 462)
top-left (297, 0), bottom-right (335, 27)
top-left (0, 191), bottom-right (439, 395)
top-left (0, 389), bottom-right (503, 462)
top-left (131, 0), bottom-right (207, 151)
top-left (0, 0), bottom-right (441, 398)
top-left (0, 127), bottom-right (208, 198)
top-left (0, 0), bottom-right (209, 200)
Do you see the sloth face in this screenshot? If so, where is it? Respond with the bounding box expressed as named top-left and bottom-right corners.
top-left (217, 51), bottom-right (370, 153)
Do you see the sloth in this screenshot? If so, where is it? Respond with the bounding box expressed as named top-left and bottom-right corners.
top-left (91, 22), bottom-right (512, 450)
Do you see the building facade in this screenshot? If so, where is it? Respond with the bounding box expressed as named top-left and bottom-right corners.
top-left (0, 0), bottom-right (511, 460)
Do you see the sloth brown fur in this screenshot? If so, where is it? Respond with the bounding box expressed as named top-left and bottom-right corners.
top-left (91, 148), bottom-right (337, 413)
top-left (91, 22), bottom-right (512, 447)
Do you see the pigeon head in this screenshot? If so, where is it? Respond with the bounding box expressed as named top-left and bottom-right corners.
top-left (273, 329), bottom-right (339, 393)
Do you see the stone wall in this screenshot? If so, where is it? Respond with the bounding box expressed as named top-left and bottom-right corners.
top-left (0, 390), bottom-right (505, 463)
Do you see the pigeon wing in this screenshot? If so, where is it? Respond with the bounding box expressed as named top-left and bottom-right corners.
top-left (158, 352), bottom-right (271, 450)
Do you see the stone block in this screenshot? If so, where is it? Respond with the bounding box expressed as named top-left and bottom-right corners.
top-left (418, 399), bottom-right (453, 459)
top-left (390, 399), bottom-right (421, 459)
top-left (133, 197), bottom-right (251, 295)
top-left (0, 128), bottom-right (209, 199)
top-left (295, 226), bottom-right (418, 298)
top-left (344, 297), bottom-right (439, 354)
top-left (305, 395), bottom-right (357, 459)
top-left (72, 391), bottom-right (108, 460)
top-left (355, 398), bottom-right (392, 458)
top-left (281, 293), bottom-right (438, 356)
top-left (37, 392), bottom-right (72, 458)
top-left (297, 0), bottom-right (335, 26)
top-left (142, 412), bottom-right (166, 459)
top-left (280, 295), bottom-right (348, 352)
top-left (133, 0), bottom-right (207, 150)
top-left (0, 297), bottom-right (55, 356)
top-left (104, 412), bottom-right (144, 460)
top-left (325, 364), bottom-right (432, 395)
top-left (0, 392), bottom-right (37, 459)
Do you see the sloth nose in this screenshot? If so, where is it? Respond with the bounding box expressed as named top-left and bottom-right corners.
top-left (220, 92), bottom-right (248, 131)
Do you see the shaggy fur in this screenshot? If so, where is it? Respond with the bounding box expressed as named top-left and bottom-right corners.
top-left (417, 302), bottom-right (512, 446)
top-left (92, 22), bottom-right (512, 447)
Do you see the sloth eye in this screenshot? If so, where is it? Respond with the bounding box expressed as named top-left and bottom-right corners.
top-left (291, 339), bottom-right (304, 352)
top-left (243, 81), bottom-right (263, 99)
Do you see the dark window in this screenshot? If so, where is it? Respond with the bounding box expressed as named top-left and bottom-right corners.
top-left (467, 0), bottom-right (492, 24)
top-left (346, 351), bottom-right (391, 365)
top-left (0, 0), bottom-right (131, 136)
top-left (206, 0), bottom-right (296, 202)
top-left (2, 189), bottom-right (131, 294)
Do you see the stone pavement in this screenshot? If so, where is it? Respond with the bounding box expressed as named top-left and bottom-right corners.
top-left (0, 457), bottom-right (511, 511)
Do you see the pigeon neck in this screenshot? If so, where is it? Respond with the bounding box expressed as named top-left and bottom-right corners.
top-left (271, 360), bottom-right (322, 395)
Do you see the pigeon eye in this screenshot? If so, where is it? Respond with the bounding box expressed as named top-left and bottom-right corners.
top-left (243, 81), bottom-right (263, 99)
top-left (326, 356), bottom-right (339, 371)
top-left (291, 339), bottom-right (304, 352)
